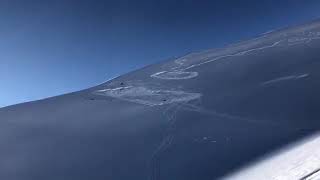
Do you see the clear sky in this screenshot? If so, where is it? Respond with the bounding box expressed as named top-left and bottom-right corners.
top-left (1, 0), bottom-right (320, 107)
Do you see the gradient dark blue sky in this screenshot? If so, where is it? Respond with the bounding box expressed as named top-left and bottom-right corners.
top-left (1, 0), bottom-right (320, 107)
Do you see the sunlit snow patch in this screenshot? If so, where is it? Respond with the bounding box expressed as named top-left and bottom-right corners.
top-left (94, 86), bottom-right (201, 106)
top-left (221, 133), bottom-right (320, 180)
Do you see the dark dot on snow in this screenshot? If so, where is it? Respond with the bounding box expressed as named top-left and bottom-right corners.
top-left (120, 82), bottom-right (124, 85)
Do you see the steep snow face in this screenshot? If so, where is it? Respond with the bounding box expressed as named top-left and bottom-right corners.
top-left (2, 20), bottom-right (320, 180)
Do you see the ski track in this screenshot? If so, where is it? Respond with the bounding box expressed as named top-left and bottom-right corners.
top-left (148, 99), bottom-right (285, 180)
top-left (261, 74), bottom-right (309, 86)
top-left (184, 41), bottom-right (282, 71)
top-left (149, 101), bottom-right (201, 180)
top-left (151, 40), bottom-right (282, 81)
top-left (151, 30), bottom-right (320, 81)
top-left (288, 31), bottom-right (320, 46)
top-left (150, 71), bottom-right (198, 80)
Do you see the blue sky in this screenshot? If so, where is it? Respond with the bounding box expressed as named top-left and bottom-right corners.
top-left (1, 0), bottom-right (320, 107)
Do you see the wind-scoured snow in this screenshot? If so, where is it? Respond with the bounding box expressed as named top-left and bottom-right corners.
top-left (288, 31), bottom-right (320, 46)
top-left (151, 71), bottom-right (198, 80)
top-left (94, 86), bottom-right (201, 106)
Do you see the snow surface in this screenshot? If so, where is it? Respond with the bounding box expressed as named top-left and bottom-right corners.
top-left (1, 19), bottom-right (320, 180)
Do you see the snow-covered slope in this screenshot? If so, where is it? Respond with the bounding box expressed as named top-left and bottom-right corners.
top-left (1, 19), bottom-right (320, 180)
